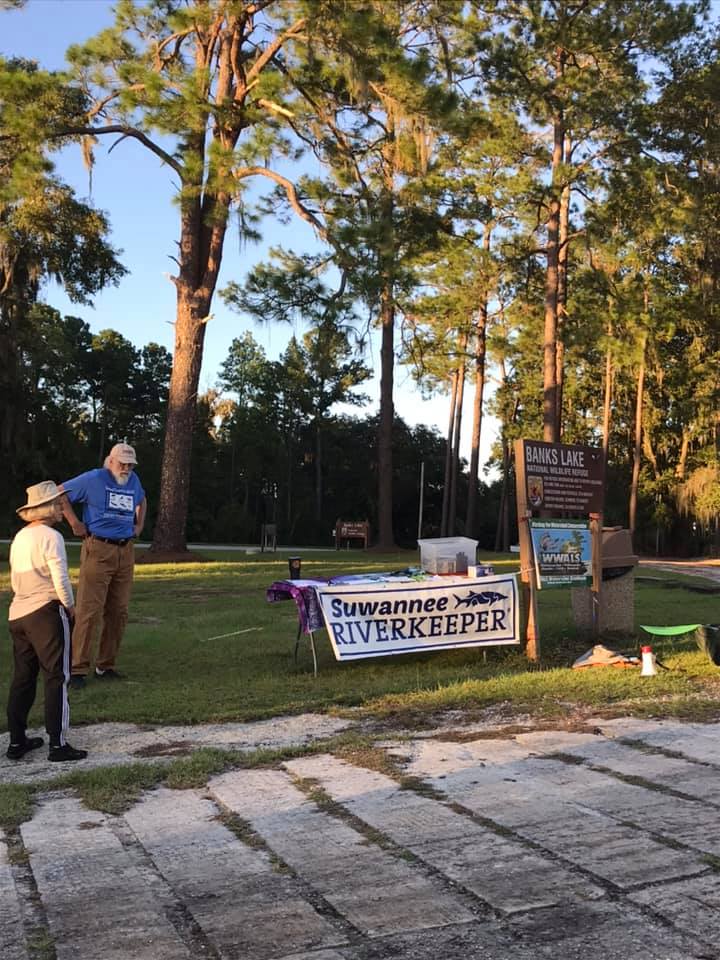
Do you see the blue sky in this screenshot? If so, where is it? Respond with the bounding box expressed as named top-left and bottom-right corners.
top-left (1, 0), bottom-right (499, 469)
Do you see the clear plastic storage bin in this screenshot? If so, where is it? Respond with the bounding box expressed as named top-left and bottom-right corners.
top-left (418, 537), bottom-right (478, 574)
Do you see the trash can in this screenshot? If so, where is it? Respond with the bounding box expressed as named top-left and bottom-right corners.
top-left (696, 624), bottom-right (720, 665)
top-left (571, 528), bottom-right (638, 634)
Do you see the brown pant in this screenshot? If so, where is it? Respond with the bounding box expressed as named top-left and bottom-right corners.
top-left (72, 537), bottom-right (135, 675)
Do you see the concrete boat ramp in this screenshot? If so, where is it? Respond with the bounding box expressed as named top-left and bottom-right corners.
top-left (3, 715), bottom-right (720, 959)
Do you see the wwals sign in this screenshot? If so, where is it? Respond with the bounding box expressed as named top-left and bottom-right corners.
top-left (521, 440), bottom-right (605, 514)
top-left (317, 574), bottom-right (519, 660)
top-left (529, 519), bottom-right (592, 588)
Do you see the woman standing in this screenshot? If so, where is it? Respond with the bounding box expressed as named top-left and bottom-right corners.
top-left (6, 481), bottom-right (87, 762)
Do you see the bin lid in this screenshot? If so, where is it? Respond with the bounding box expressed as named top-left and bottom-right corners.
top-left (417, 537), bottom-right (478, 551)
top-left (602, 527), bottom-right (638, 568)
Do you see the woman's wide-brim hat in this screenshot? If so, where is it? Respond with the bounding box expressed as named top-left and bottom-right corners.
top-left (16, 480), bottom-right (63, 515)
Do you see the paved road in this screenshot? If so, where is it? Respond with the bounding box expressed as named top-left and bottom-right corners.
top-left (0, 540), bottom-right (338, 554)
top-left (4, 715), bottom-right (720, 959)
top-left (639, 558), bottom-right (720, 585)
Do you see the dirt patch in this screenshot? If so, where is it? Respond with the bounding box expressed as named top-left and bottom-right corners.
top-left (354, 693), bottom-right (720, 738)
top-left (168, 588), bottom-right (256, 600)
top-left (355, 703), bottom-right (542, 737)
top-left (132, 740), bottom-right (195, 757)
top-left (428, 719), bottom-right (605, 742)
top-left (136, 550), bottom-right (210, 564)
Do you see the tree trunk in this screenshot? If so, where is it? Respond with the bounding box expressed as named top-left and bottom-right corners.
top-left (151, 289), bottom-right (209, 552)
top-left (449, 339), bottom-right (468, 535)
top-left (149, 118), bottom-right (232, 554)
top-left (377, 281), bottom-right (395, 549)
top-left (676, 429), bottom-right (690, 480)
top-left (449, 337), bottom-right (467, 536)
top-left (629, 330), bottom-right (647, 539)
top-left (0, 303), bottom-right (29, 480)
top-left (465, 320), bottom-right (486, 539)
top-left (441, 369), bottom-right (458, 537)
top-left (494, 391), bottom-right (519, 553)
top-left (494, 437), bottom-right (512, 554)
top-left (643, 430), bottom-right (659, 478)
top-left (555, 138), bottom-right (571, 437)
top-left (466, 226), bottom-right (491, 537)
top-left (0, 322), bottom-right (16, 457)
top-left (286, 434), bottom-right (294, 530)
top-left (602, 314), bottom-right (613, 463)
top-left (98, 387), bottom-right (107, 465)
top-left (543, 53), bottom-right (565, 443)
top-left (315, 417), bottom-right (323, 526)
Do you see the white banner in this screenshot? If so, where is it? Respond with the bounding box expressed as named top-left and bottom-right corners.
top-left (317, 574), bottom-right (519, 661)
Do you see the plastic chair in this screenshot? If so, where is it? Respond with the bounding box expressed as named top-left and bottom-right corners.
top-left (261, 523), bottom-right (277, 553)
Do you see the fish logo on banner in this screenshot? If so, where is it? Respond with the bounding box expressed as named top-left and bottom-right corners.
top-left (453, 590), bottom-right (506, 608)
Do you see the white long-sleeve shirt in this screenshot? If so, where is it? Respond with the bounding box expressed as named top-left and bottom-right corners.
top-left (9, 523), bottom-right (74, 621)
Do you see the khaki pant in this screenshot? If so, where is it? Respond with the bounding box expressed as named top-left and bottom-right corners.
top-left (72, 538), bottom-right (135, 675)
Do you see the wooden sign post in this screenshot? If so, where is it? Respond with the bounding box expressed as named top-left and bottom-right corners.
top-left (589, 511), bottom-right (603, 637)
top-left (513, 439), bottom-right (606, 659)
top-left (513, 443), bottom-right (540, 660)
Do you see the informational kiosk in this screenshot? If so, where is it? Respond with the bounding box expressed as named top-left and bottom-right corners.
top-left (514, 439), bottom-right (606, 660)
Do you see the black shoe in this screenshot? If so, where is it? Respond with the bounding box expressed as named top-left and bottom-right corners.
top-left (49, 743), bottom-right (88, 762)
top-left (95, 668), bottom-right (123, 680)
top-left (68, 675), bottom-right (86, 690)
top-left (6, 736), bottom-right (44, 761)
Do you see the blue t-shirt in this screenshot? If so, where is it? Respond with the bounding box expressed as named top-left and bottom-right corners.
top-left (62, 469), bottom-right (146, 539)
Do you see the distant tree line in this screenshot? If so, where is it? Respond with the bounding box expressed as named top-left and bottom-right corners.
top-left (1, 314), bottom-right (506, 548)
top-left (1, 296), bottom-right (715, 555)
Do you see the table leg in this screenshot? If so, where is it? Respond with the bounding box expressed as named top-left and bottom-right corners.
top-left (309, 631), bottom-right (318, 678)
top-left (293, 621), bottom-right (302, 665)
top-left (294, 623), bottom-right (318, 677)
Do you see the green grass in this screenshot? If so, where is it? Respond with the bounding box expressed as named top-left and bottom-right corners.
top-left (2, 547), bottom-right (720, 734)
top-left (0, 782), bottom-right (35, 829)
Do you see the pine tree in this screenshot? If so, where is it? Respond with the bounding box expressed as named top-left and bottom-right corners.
top-left (275, 0), bottom-right (459, 547)
top-left (475, 0), bottom-right (703, 441)
top-left (0, 57), bottom-right (125, 511)
top-left (3, 2), bottom-right (332, 552)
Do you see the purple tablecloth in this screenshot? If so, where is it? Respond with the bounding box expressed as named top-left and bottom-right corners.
top-left (266, 579), bottom-right (326, 633)
top-left (267, 570), bottom-right (429, 634)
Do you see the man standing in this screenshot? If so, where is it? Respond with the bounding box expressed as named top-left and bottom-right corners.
top-left (61, 443), bottom-right (147, 689)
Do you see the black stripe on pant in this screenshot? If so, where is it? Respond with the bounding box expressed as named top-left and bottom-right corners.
top-left (7, 600), bottom-right (70, 747)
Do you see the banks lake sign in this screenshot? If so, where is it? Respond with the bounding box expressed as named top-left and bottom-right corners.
top-left (513, 438), bottom-right (607, 658)
top-left (522, 440), bottom-right (605, 514)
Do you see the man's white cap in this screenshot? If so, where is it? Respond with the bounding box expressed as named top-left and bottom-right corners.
top-left (109, 442), bottom-right (137, 464)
